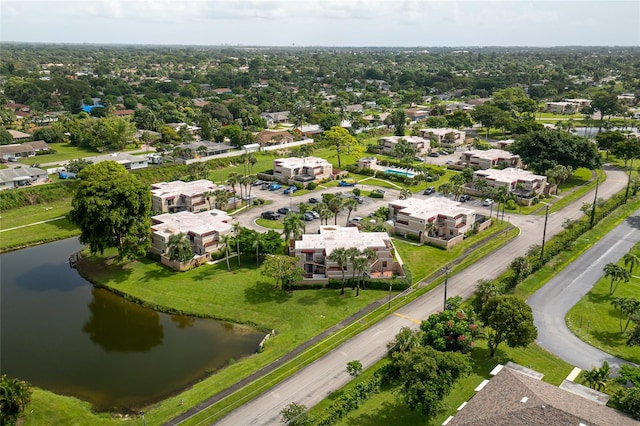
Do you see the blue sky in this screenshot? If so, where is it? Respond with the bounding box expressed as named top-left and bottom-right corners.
top-left (2, 1), bottom-right (639, 46)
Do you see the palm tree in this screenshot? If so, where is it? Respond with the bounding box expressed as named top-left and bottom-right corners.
top-left (220, 233), bottom-right (233, 271)
top-left (252, 232), bottom-right (264, 267)
top-left (387, 326), bottom-right (422, 355)
top-left (510, 256), bottom-right (530, 283)
top-left (327, 247), bottom-right (348, 295)
top-left (361, 247), bottom-right (377, 287)
top-left (227, 172), bottom-right (241, 197)
top-left (603, 262), bottom-right (631, 295)
top-left (623, 253), bottom-right (640, 275)
top-left (583, 361), bottom-right (611, 391)
top-left (248, 154), bottom-right (258, 174)
top-left (343, 197), bottom-right (359, 225)
top-left (214, 189), bottom-right (229, 209)
top-left (0, 374), bottom-right (32, 426)
top-left (196, 145), bottom-right (208, 158)
top-left (345, 247), bottom-right (361, 286)
top-left (327, 196), bottom-right (344, 225)
top-left (233, 222), bottom-right (241, 266)
top-left (315, 202), bottom-right (332, 226)
top-left (167, 232), bottom-right (193, 262)
top-left (352, 256), bottom-right (369, 297)
top-left (203, 191), bottom-right (215, 210)
top-left (425, 220), bottom-right (437, 238)
top-left (398, 187), bottom-right (412, 200)
top-left (282, 212), bottom-right (306, 245)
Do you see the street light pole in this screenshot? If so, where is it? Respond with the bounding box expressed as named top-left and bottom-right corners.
top-left (388, 282), bottom-right (392, 309)
top-left (442, 264), bottom-right (451, 311)
top-left (590, 176), bottom-right (599, 228)
top-left (540, 204), bottom-right (549, 262)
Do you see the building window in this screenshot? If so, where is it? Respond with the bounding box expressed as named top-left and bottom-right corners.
top-left (382, 261), bottom-right (388, 268)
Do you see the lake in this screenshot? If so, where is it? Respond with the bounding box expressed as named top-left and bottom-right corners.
top-left (0, 238), bottom-right (264, 411)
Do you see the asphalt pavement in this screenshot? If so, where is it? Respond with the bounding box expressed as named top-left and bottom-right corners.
top-left (206, 167), bottom-right (630, 425)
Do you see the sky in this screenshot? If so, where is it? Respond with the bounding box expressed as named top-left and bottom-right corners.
top-left (1, 0), bottom-right (639, 47)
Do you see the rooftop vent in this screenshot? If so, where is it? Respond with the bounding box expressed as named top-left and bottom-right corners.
top-left (520, 397), bottom-right (529, 403)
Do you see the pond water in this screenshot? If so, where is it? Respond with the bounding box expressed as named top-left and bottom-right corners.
top-left (0, 238), bottom-right (264, 411)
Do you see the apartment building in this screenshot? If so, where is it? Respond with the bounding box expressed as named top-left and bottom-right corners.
top-left (151, 179), bottom-right (218, 213)
top-left (149, 209), bottom-right (233, 257)
top-left (378, 135), bottom-right (430, 156)
top-left (420, 128), bottom-right (466, 147)
top-left (273, 156), bottom-right (333, 183)
top-left (292, 226), bottom-right (403, 282)
top-left (460, 149), bottom-right (521, 169)
top-left (388, 198), bottom-right (476, 246)
top-left (473, 167), bottom-right (547, 196)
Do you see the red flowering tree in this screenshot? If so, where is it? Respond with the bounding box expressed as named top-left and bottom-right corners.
top-left (420, 309), bottom-right (478, 353)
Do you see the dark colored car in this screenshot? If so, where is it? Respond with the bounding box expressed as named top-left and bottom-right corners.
top-left (277, 207), bottom-right (290, 215)
top-left (308, 197), bottom-right (321, 204)
top-left (428, 152), bottom-right (439, 157)
top-left (303, 212), bottom-right (314, 221)
top-left (261, 211), bottom-right (281, 220)
top-left (460, 194), bottom-right (472, 202)
top-left (423, 187), bottom-right (436, 195)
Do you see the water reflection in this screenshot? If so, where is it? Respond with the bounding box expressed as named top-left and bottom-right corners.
top-left (82, 289), bottom-right (164, 352)
top-left (171, 315), bottom-right (196, 329)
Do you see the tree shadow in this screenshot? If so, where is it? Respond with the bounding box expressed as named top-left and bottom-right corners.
top-left (138, 264), bottom-right (174, 283)
top-left (590, 329), bottom-right (627, 348)
top-left (342, 398), bottom-right (422, 426)
top-left (587, 291), bottom-right (614, 305)
top-left (244, 280), bottom-right (291, 304)
top-left (296, 294), bottom-right (321, 306)
top-left (625, 215), bottom-right (640, 230)
top-left (76, 256), bottom-right (134, 285)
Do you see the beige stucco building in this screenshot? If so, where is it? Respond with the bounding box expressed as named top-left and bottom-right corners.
top-left (388, 198), bottom-right (477, 247)
top-left (151, 179), bottom-right (218, 213)
top-left (149, 209), bottom-right (233, 258)
top-left (378, 135), bottom-right (430, 156)
top-left (459, 149), bottom-right (521, 169)
top-left (273, 156), bottom-right (333, 183)
top-left (473, 167), bottom-right (547, 197)
top-left (292, 226), bottom-right (403, 283)
top-left (420, 128), bottom-right (466, 147)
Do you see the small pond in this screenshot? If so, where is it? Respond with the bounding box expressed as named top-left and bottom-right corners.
top-left (0, 238), bottom-right (264, 410)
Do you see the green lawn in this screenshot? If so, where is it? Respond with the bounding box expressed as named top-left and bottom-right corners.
top-left (394, 220), bottom-right (510, 284)
top-left (18, 143), bottom-right (103, 165)
top-left (566, 243), bottom-right (640, 364)
top-left (255, 218), bottom-right (284, 229)
top-left (309, 340), bottom-right (572, 426)
top-left (62, 253), bottom-right (387, 425)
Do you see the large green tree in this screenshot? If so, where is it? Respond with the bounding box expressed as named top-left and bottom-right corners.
top-left (510, 129), bottom-right (602, 174)
top-left (69, 161), bottom-right (151, 261)
top-left (0, 375), bottom-right (32, 426)
top-left (167, 232), bottom-right (193, 262)
top-left (323, 126), bottom-right (359, 169)
top-left (391, 346), bottom-right (471, 417)
top-left (420, 309), bottom-right (478, 354)
top-left (480, 295), bottom-right (537, 357)
top-left (262, 254), bottom-right (304, 291)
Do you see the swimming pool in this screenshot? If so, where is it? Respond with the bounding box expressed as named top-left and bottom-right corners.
top-left (384, 169), bottom-right (415, 178)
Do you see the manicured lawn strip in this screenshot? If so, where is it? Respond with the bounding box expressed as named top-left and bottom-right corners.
top-left (535, 168), bottom-right (607, 216)
top-left (514, 197), bottom-right (640, 300)
top-left (208, 152), bottom-right (278, 183)
top-left (0, 216), bottom-right (79, 252)
top-left (254, 218), bottom-right (284, 229)
top-left (0, 199), bottom-right (72, 230)
top-left (19, 143), bottom-right (105, 165)
top-left (394, 220), bottom-right (511, 284)
top-left (566, 245), bottom-right (640, 364)
top-left (536, 112), bottom-right (584, 119)
top-left (310, 340), bottom-right (572, 426)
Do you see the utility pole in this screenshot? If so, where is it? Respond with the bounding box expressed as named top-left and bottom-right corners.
top-left (625, 159), bottom-right (633, 204)
top-left (442, 264), bottom-right (451, 311)
top-left (388, 281), bottom-right (392, 309)
top-left (540, 204), bottom-right (549, 262)
top-left (590, 176), bottom-right (599, 228)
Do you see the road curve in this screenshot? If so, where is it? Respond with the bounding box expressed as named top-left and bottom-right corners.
top-left (528, 210), bottom-right (640, 371)
top-left (207, 166), bottom-right (629, 426)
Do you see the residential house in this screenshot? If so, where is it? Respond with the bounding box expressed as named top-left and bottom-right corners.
top-left (357, 157), bottom-right (378, 169)
top-left (3, 103), bottom-right (30, 119)
top-left (166, 122), bottom-right (201, 137)
top-left (149, 209), bottom-right (233, 258)
top-left (378, 135), bottom-right (430, 156)
top-left (405, 108), bottom-right (430, 122)
top-left (293, 124), bottom-right (323, 138)
top-left (256, 130), bottom-right (295, 147)
top-left (447, 363), bottom-right (638, 426)
top-left (420, 128), bottom-right (467, 147)
top-left (260, 111), bottom-right (290, 127)
top-left (545, 101), bottom-right (579, 114)
top-left (618, 93), bottom-right (637, 105)
top-left (496, 139), bottom-right (515, 150)
top-left (113, 109), bottom-right (135, 117)
top-left (564, 98), bottom-right (592, 110)
top-left (177, 141), bottom-right (235, 157)
top-left (0, 141), bottom-right (50, 160)
top-left (388, 198), bottom-right (477, 247)
top-left (7, 130), bottom-right (32, 142)
top-left (473, 167), bottom-right (547, 197)
top-left (151, 179), bottom-right (218, 213)
top-left (213, 88), bottom-right (233, 95)
top-left (0, 166), bottom-right (48, 191)
top-left (459, 149), bottom-right (521, 169)
top-left (82, 152), bottom-right (148, 170)
top-left (292, 226), bottom-right (403, 283)
top-left (273, 156), bottom-right (333, 183)
top-left (346, 104), bottom-right (364, 113)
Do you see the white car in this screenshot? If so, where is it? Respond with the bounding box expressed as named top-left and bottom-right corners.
top-left (482, 199), bottom-right (494, 206)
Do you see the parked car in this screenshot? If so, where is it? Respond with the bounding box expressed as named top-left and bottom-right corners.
top-left (460, 194), bottom-right (472, 202)
top-left (308, 197), bottom-right (321, 204)
top-left (58, 172), bottom-right (77, 179)
top-left (268, 183), bottom-right (282, 191)
top-left (428, 152), bottom-right (439, 157)
top-left (261, 211), bottom-right (281, 220)
top-left (277, 207), bottom-right (291, 215)
top-left (445, 160), bottom-right (454, 165)
top-left (260, 183), bottom-right (270, 190)
top-left (350, 195), bottom-right (364, 204)
top-left (243, 194), bottom-right (257, 201)
top-left (283, 186), bottom-right (297, 195)
top-left (423, 187), bottom-right (436, 195)
top-left (252, 180), bottom-right (264, 186)
top-left (482, 198), bottom-right (494, 206)
top-left (303, 212), bottom-right (315, 221)
top-left (414, 156), bottom-right (424, 162)
top-left (338, 179), bottom-right (356, 187)
top-left (349, 216), bottom-right (362, 223)
top-left (439, 150), bottom-right (449, 155)
top-left (309, 210), bottom-right (320, 219)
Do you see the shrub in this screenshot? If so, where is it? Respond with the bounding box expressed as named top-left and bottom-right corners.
top-left (307, 182), bottom-right (317, 190)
